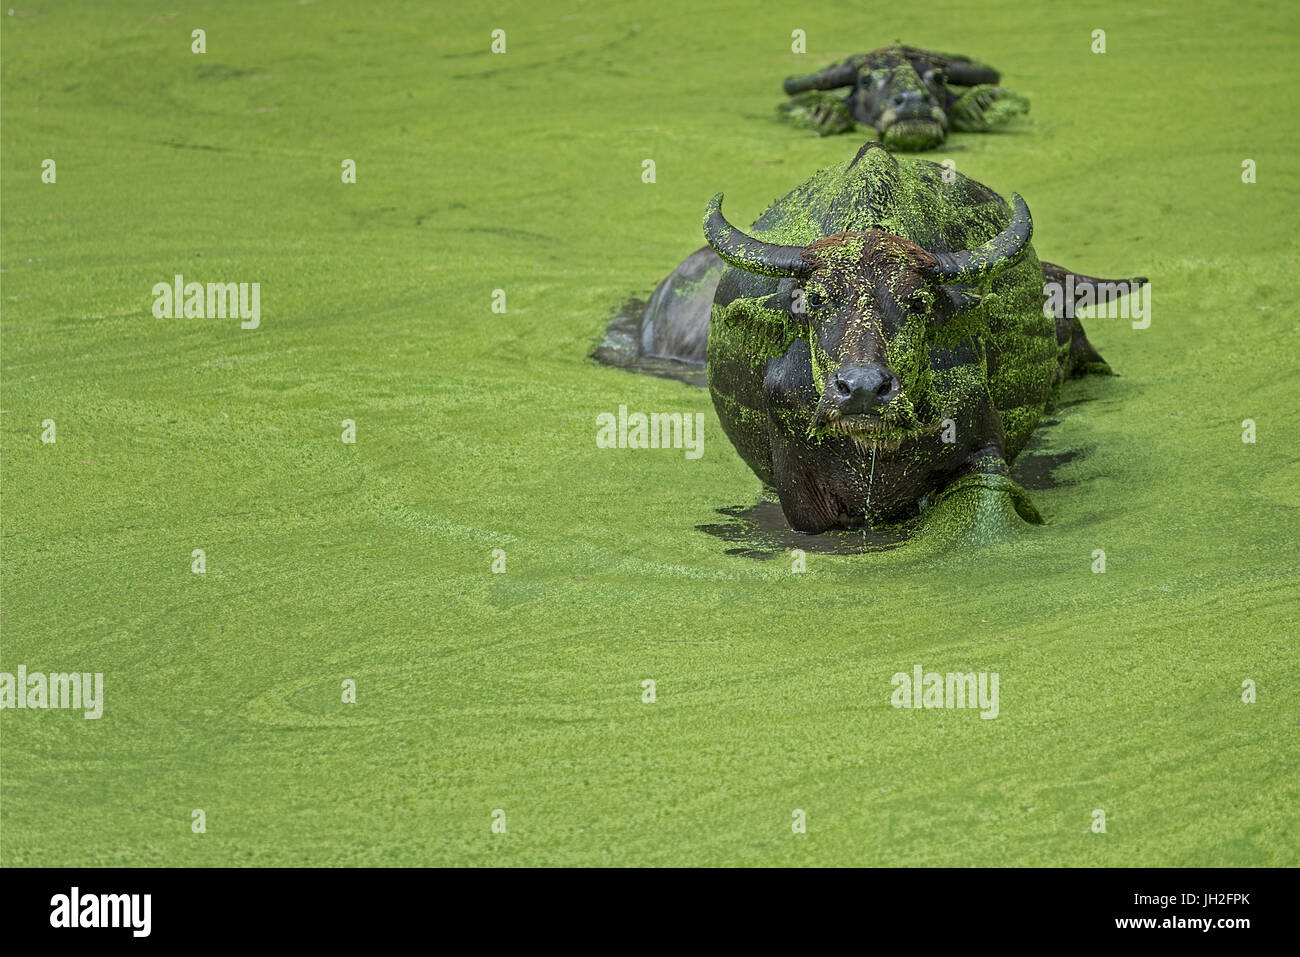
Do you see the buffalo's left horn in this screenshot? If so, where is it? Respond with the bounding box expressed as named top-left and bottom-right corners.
top-left (944, 62), bottom-right (1001, 86)
top-left (923, 193), bottom-right (1033, 282)
top-left (703, 193), bottom-right (812, 278)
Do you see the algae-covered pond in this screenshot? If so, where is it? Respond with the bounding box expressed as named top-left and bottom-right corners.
top-left (2, 1), bottom-right (1296, 865)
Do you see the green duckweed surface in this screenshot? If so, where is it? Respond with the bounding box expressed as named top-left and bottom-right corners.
top-left (2, 0), bottom-right (1296, 865)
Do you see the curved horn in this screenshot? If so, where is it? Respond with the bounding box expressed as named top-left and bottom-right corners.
top-left (923, 193), bottom-right (1033, 282)
top-left (944, 62), bottom-right (1001, 86)
top-left (783, 62), bottom-right (858, 95)
top-left (703, 193), bottom-right (811, 278)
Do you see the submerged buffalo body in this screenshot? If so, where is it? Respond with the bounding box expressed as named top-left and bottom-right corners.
top-left (611, 142), bottom-right (1145, 535)
top-left (778, 45), bottom-right (1029, 151)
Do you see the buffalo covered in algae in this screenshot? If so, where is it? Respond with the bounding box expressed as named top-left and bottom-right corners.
top-left (603, 142), bottom-right (1146, 543)
top-left (778, 45), bottom-right (1029, 151)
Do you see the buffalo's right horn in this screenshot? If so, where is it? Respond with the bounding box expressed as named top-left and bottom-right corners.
top-left (703, 193), bottom-right (812, 279)
top-left (783, 62), bottom-right (858, 95)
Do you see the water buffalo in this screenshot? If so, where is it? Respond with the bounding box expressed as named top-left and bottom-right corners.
top-left (604, 142), bottom-right (1145, 537)
top-left (778, 45), bottom-right (1029, 151)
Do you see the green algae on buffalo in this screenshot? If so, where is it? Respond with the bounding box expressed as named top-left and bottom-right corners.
top-left (622, 142), bottom-right (1146, 539)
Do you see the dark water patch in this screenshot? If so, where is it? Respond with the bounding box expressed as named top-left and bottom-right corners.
top-left (697, 500), bottom-right (912, 558)
top-left (1012, 449), bottom-right (1082, 490)
top-left (1052, 397), bottom-right (1095, 412)
top-left (591, 297), bottom-right (707, 388)
top-left (464, 225), bottom-right (552, 242)
top-left (196, 64), bottom-right (262, 81)
top-left (1012, 421), bottom-right (1092, 491)
top-left (159, 140), bottom-right (230, 152)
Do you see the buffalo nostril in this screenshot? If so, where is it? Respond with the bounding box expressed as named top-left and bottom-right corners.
top-left (833, 362), bottom-right (896, 414)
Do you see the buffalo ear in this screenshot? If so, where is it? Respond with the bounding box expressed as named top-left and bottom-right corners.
top-left (757, 278), bottom-right (802, 317)
top-left (925, 283), bottom-right (983, 329)
top-left (942, 284), bottom-right (983, 313)
top-left (724, 279), bottom-right (807, 358)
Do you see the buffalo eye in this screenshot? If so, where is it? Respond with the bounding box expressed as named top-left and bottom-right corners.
top-left (804, 289), bottom-right (827, 311)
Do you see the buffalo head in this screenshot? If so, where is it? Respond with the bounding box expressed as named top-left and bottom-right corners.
top-left (703, 191), bottom-right (1033, 446)
top-left (785, 52), bottom-right (952, 151)
top-left (852, 55), bottom-right (950, 151)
